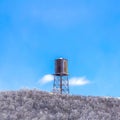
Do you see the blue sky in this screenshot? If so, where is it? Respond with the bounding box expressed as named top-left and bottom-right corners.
top-left (0, 0), bottom-right (120, 97)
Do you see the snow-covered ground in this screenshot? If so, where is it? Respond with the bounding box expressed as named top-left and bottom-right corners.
top-left (0, 90), bottom-right (120, 120)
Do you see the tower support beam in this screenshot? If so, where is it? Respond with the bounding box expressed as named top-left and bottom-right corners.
top-left (53, 75), bottom-right (69, 94)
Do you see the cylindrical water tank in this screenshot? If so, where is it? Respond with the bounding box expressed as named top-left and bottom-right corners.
top-left (55, 58), bottom-right (68, 76)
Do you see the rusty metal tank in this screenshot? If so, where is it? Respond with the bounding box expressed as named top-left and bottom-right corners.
top-left (55, 58), bottom-right (68, 76)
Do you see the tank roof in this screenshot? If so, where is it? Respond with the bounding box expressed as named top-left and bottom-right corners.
top-left (56, 58), bottom-right (68, 60)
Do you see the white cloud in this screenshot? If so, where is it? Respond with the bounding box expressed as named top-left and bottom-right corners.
top-left (69, 77), bottom-right (90, 86)
top-left (40, 74), bottom-right (54, 84)
top-left (39, 74), bottom-right (90, 86)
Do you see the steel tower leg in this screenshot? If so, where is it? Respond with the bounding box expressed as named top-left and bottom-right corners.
top-left (53, 75), bottom-right (69, 94)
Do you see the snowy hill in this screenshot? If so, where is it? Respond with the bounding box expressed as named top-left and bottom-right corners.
top-left (0, 90), bottom-right (120, 120)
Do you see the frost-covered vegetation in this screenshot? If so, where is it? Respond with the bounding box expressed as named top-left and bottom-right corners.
top-left (0, 90), bottom-right (120, 120)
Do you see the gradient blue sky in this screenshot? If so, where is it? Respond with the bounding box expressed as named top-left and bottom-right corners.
top-left (0, 0), bottom-right (120, 96)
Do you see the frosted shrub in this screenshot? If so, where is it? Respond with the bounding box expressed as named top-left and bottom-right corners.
top-left (0, 90), bottom-right (120, 120)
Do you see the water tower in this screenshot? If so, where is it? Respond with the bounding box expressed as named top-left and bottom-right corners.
top-left (53, 58), bottom-right (69, 94)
